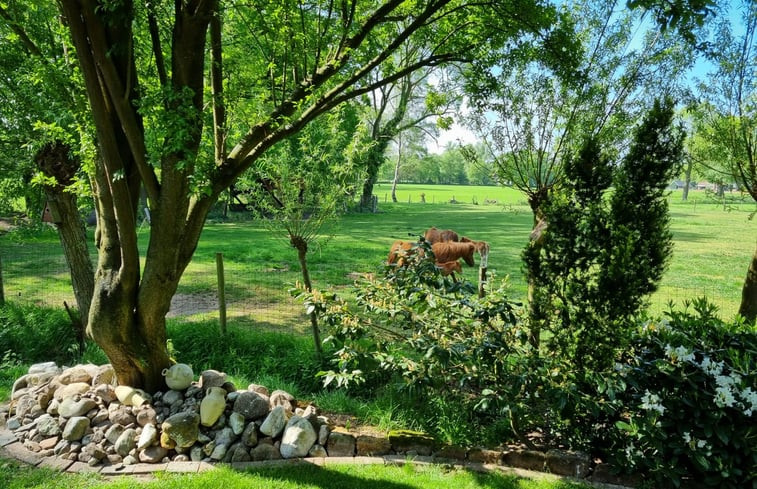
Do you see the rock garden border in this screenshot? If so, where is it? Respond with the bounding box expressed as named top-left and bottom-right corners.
top-left (1, 362), bottom-right (637, 488)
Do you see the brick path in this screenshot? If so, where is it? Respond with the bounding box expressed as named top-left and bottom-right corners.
top-left (0, 427), bottom-right (633, 488)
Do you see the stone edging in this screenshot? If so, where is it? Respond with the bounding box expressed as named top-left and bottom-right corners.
top-left (0, 427), bottom-right (632, 489)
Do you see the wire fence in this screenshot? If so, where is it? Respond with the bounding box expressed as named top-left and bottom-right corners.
top-left (0, 246), bottom-right (310, 335)
top-left (0, 242), bottom-right (742, 331)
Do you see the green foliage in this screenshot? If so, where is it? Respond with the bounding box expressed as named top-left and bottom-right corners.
top-left (530, 98), bottom-right (683, 372)
top-left (0, 302), bottom-right (81, 365)
top-left (166, 320), bottom-right (323, 393)
top-left (611, 299), bottom-right (756, 488)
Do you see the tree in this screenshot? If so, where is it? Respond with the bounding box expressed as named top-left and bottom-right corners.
top-left (532, 98), bottom-right (683, 372)
top-left (463, 0), bottom-right (704, 347)
top-left (0, 0), bottom-right (584, 392)
top-left (691, 1), bottom-right (757, 321)
top-left (0, 3), bottom-right (95, 331)
top-left (355, 56), bottom-right (458, 210)
top-left (237, 103), bottom-right (362, 355)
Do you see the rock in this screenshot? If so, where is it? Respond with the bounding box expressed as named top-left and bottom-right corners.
top-left (214, 427), bottom-right (237, 447)
top-left (247, 384), bottom-right (269, 396)
top-left (229, 411), bottom-right (246, 435)
top-left (233, 391), bottom-right (269, 420)
top-left (260, 405), bottom-right (289, 438)
top-left (91, 364), bottom-right (116, 387)
top-left (105, 424), bottom-right (125, 445)
top-left (545, 449), bottom-right (590, 478)
top-left (433, 444), bottom-right (467, 461)
top-left (136, 407), bottom-right (157, 427)
top-left (280, 416), bottom-right (317, 459)
top-left (54, 439), bottom-right (72, 455)
top-left (58, 397), bottom-right (98, 418)
top-left (468, 448), bottom-right (502, 464)
top-left (108, 404), bottom-right (136, 426)
top-left (54, 383), bottom-right (91, 402)
top-left (82, 443), bottom-right (106, 462)
top-left (161, 411), bottom-right (200, 448)
top-left (92, 384), bottom-right (117, 404)
top-left (388, 429), bottom-right (435, 456)
top-left (123, 454), bottom-right (138, 465)
top-left (241, 421), bottom-right (259, 447)
top-left (209, 444), bottom-right (228, 461)
top-left (57, 366), bottom-right (93, 385)
top-left (230, 445), bottom-right (251, 463)
top-left (269, 390), bottom-right (295, 411)
top-left (308, 444), bottom-right (328, 457)
top-left (502, 449), bottom-right (546, 472)
top-left (251, 443), bottom-right (281, 461)
top-left (162, 390), bottom-right (184, 406)
top-left (29, 362), bottom-right (59, 375)
top-left (114, 428), bottom-right (137, 457)
top-left (318, 425), bottom-right (330, 446)
top-left (327, 430), bottom-right (356, 457)
top-left (36, 414), bottom-right (62, 437)
top-left (139, 445), bottom-right (168, 463)
top-left (356, 434), bottom-right (392, 456)
top-left (6, 417), bottom-right (21, 431)
top-left (190, 445), bottom-right (204, 462)
top-left (39, 436), bottom-right (60, 451)
top-left (137, 423), bottom-right (158, 450)
top-left (200, 369), bottom-right (227, 389)
top-left (62, 416), bottom-right (90, 441)
top-left (91, 408), bottom-right (109, 425)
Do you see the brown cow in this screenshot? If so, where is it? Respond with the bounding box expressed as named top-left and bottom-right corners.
top-left (387, 240), bottom-right (423, 266)
top-left (432, 241), bottom-right (476, 267)
top-left (424, 226), bottom-right (460, 244)
top-left (432, 239), bottom-right (490, 268)
top-left (435, 260), bottom-right (462, 276)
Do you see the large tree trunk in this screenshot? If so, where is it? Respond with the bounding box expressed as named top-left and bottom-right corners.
top-left (60, 0), bottom-right (214, 392)
top-left (738, 240), bottom-right (757, 323)
top-left (35, 142), bottom-right (94, 342)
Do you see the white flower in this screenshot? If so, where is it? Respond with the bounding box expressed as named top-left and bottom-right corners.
top-left (682, 432), bottom-right (691, 443)
top-left (698, 356), bottom-right (724, 376)
top-left (666, 345), bottom-right (695, 363)
top-left (714, 386), bottom-right (737, 408)
top-left (740, 387), bottom-right (756, 416)
top-left (640, 390), bottom-right (666, 415)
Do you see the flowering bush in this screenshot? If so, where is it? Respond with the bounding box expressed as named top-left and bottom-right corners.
top-left (612, 299), bottom-right (756, 488)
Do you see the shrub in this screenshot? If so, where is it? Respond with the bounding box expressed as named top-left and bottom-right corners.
top-left (611, 299), bottom-right (756, 488)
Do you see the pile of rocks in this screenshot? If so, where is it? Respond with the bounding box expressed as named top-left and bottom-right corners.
top-left (2, 362), bottom-right (379, 467)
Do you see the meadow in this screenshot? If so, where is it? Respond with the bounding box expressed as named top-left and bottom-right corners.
top-left (1, 183), bottom-right (752, 324)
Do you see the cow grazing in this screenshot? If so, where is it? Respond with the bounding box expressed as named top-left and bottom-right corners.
top-left (424, 226), bottom-right (460, 244)
top-left (432, 241), bottom-right (476, 267)
top-left (435, 260), bottom-right (462, 276)
top-left (387, 240), bottom-right (423, 266)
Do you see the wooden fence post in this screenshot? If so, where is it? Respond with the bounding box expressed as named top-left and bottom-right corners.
top-left (216, 252), bottom-right (227, 334)
top-left (478, 249), bottom-right (489, 298)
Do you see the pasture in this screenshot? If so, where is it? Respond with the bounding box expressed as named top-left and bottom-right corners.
top-left (0, 184), bottom-right (753, 324)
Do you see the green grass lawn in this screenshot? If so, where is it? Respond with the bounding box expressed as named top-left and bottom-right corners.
top-left (0, 458), bottom-right (591, 489)
top-left (0, 184), bottom-right (753, 323)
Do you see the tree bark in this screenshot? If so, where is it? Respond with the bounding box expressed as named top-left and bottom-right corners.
top-left (738, 240), bottom-right (757, 323)
top-left (35, 142), bottom-right (94, 341)
top-left (291, 236), bottom-right (322, 356)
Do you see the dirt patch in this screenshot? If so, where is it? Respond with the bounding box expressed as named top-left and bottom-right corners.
top-left (167, 293), bottom-right (219, 317)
